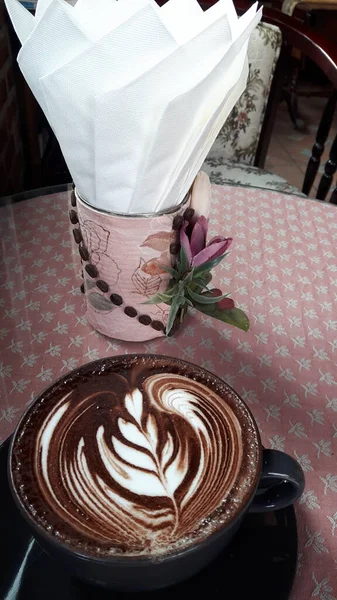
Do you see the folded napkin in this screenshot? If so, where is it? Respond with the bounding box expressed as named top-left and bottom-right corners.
top-left (5, 0), bottom-right (261, 214)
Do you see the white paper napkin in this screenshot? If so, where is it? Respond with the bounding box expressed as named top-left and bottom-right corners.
top-left (158, 7), bottom-right (262, 211)
top-left (13, 0), bottom-right (154, 120)
top-left (5, 0), bottom-right (262, 214)
top-left (41, 3), bottom-right (179, 204)
top-left (17, 0), bottom-right (92, 120)
top-left (160, 53), bottom-right (250, 212)
top-left (73, 0), bottom-right (152, 42)
top-left (4, 0), bottom-right (35, 44)
top-left (35, 0), bottom-right (56, 20)
top-left (93, 9), bottom-right (235, 212)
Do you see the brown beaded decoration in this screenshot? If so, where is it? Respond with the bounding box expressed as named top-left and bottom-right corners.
top-left (170, 242), bottom-right (180, 255)
top-left (73, 229), bottom-right (82, 244)
top-left (96, 280), bottom-right (109, 293)
top-left (172, 214), bottom-right (184, 231)
top-left (183, 207), bottom-right (195, 222)
top-left (85, 264), bottom-right (99, 279)
top-left (68, 186), bottom-right (190, 333)
top-left (79, 244), bottom-right (89, 262)
top-left (69, 210), bottom-right (78, 225)
top-left (151, 320), bottom-right (165, 332)
top-left (124, 307), bottom-right (138, 318)
top-left (138, 315), bottom-right (152, 326)
top-left (110, 294), bottom-right (123, 306)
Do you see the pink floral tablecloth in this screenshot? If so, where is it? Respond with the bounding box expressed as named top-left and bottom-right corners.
top-left (1, 184), bottom-right (337, 599)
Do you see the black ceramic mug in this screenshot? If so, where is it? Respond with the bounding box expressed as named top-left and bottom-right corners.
top-left (8, 355), bottom-right (305, 592)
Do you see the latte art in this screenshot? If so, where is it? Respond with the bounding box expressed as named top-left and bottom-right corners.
top-left (35, 374), bottom-right (241, 551)
top-left (11, 357), bottom-right (260, 556)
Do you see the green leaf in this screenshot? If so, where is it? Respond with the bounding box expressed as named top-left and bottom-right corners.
top-left (195, 305), bottom-right (250, 332)
top-left (187, 287), bottom-right (229, 305)
top-left (193, 252), bottom-right (229, 276)
top-left (182, 268), bottom-right (194, 284)
top-left (166, 296), bottom-right (183, 335)
top-left (178, 246), bottom-right (189, 274)
top-left (192, 273), bottom-right (212, 290)
top-left (191, 285), bottom-right (204, 296)
top-left (198, 271), bottom-right (212, 286)
top-left (144, 292), bottom-right (173, 305)
top-left (177, 279), bottom-right (188, 299)
top-left (161, 265), bottom-right (180, 279)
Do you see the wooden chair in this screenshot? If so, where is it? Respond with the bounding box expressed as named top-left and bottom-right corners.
top-left (200, 1), bottom-right (337, 203)
top-left (282, 0), bottom-right (337, 18)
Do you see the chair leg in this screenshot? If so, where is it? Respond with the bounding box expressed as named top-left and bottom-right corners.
top-left (302, 91), bottom-right (337, 197)
top-left (317, 132), bottom-right (337, 200)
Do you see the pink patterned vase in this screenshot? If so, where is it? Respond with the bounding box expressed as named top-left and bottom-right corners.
top-left (69, 189), bottom-right (190, 342)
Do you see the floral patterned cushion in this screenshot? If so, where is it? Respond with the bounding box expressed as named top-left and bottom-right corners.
top-left (201, 23), bottom-right (300, 195)
top-left (204, 22), bottom-right (282, 167)
top-left (203, 158), bottom-right (303, 195)
top-left (281, 0), bottom-right (301, 16)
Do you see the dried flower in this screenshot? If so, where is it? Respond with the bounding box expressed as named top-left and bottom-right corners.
top-left (180, 216), bottom-right (232, 268)
top-left (147, 173), bottom-right (249, 335)
top-left (147, 215), bottom-right (248, 335)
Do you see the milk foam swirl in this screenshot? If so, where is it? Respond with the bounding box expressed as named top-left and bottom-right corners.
top-left (32, 372), bottom-right (241, 552)
top-left (12, 358), bottom-right (260, 556)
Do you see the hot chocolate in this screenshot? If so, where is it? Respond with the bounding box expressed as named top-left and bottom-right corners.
top-left (10, 356), bottom-right (261, 557)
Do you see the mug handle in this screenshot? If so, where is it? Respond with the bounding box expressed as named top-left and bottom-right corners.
top-left (249, 449), bottom-right (305, 513)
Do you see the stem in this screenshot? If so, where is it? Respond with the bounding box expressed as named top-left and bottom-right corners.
top-left (155, 458), bottom-right (180, 535)
top-left (144, 430), bottom-right (180, 534)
